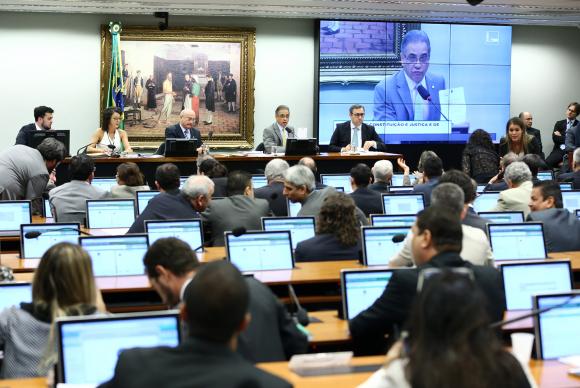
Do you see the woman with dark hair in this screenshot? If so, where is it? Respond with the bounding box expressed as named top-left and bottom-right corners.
top-left (87, 107), bottom-right (133, 154)
top-left (462, 129), bottom-right (500, 183)
top-left (499, 117), bottom-right (541, 158)
top-left (111, 162), bottom-right (150, 198)
top-left (358, 271), bottom-right (535, 388)
top-left (294, 192), bottom-right (362, 262)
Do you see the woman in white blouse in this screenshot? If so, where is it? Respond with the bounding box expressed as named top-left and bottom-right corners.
top-left (87, 107), bottom-right (133, 154)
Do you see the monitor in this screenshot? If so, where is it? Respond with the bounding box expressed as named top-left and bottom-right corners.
top-left (320, 174), bottom-right (352, 194)
top-left (179, 176), bottom-right (189, 188)
top-left (500, 260), bottom-right (572, 310)
top-left (20, 223), bottom-right (80, 259)
top-left (56, 311), bottom-right (181, 384)
top-left (476, 184), bottom-right (486, 194)
top-left (91, 178), bottom-right (118, 192)
top-left (559, 183), bottom-right (573, 191)
top-left (381, 193), bottom-right (425, 215)
top-left (537, 171), bottom-right (554, 181)
top-left (86, 199), bottom-right (136, 229)
top-left (225, 230), bottom-right (294, 272)
top-left (487, 222), bottom-right (547, 261)
top-left (136, 190), bottom-right (160, 215)
top-left (26, 129), bottom-right (70, 156)
top-left (286, 198), bottom-right (302, 217)
top-left (472, 192), bottom-right (500, 213)
top-left (533, 291), bottom-right (580, 359)
top-left (341, 269), bottom-right (394, 320)
top-left (145, 219), bottom-right (203, 253)
top-left (251, 175), bottom-right (268, 189)
top-left (79, 234), bottom-right (149, 277)
top-left (387, 186), bottom-right (414, 193)
top-left (0, 200), bottom-right (32, 236)
top-left (285, 138), bottom-right (318, 156)
top-left (164, 138), bottom-right (199, 157)
top-left (370, 214), bottom-right (416, 227)
top-left (477, 211), bottom-right (524, 224)
top-left (390, 174), bottom-right (405, 187)
top-left (561, 190), bottom-right (580, 213)
top-left (262, 216), bottom-right (316, 250)
top-left (43, 198), bottom-right (53, 219)
top-left (0, 282), bottom-right (32, 310)
top-left (362, 226), bottom-right (410, 266)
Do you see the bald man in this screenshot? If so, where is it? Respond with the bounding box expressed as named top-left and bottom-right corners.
top-left (519, 111), bottom-right (544, 159)
top-left (165, 109), bottom-right (204, 153)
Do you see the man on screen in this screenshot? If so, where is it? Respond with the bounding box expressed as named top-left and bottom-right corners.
top-left (373, 30), bottom-right (445, 121)
top-left (328, 105), bottom-right (387, 152)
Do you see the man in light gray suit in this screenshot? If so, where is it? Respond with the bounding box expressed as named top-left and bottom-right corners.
top-left (262, 105), bottom-right (295, 153)
top-left (49, 154), bottom-right (110, 224)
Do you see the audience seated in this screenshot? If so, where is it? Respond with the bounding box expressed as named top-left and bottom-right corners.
top-left (297, 156), bottom-right (326, 189)
top-left (439, 170), bottom-right (488, 232)
top-left (397, 151), bottom-right (438, 187)
top-left (197, 155), bottom-right (228, 197)
top-left (110, 162), bottom-right (150, 198)
top-left (558, 148), bottom-right (580, 189)
top-left (349, 163), bottom-right (383, 216)
top-left (462, 129), bottom-right (500, 184)
top-left (295, 192), bottom-right (362, 262)
top-left (254, 158), bottom-right (289, 216)
top-left (498, 117), bottom-right (542, 157)
top-left (485, 152), bottom-right (518, 192)
top-left (492, 161), bottom-right (533, 217)
top-left (521, 153), bottom-right (547, 184)
top-left (368, 160), bottom-right (393, 193)
top-left (412, 154), bottom-right (443, 206)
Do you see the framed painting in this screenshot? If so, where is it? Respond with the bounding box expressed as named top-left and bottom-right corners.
top-left (100, 25), bottom-right (256, 149)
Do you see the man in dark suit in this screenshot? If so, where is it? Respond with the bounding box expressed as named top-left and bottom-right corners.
top-left (262, 105), bottom-right (295, 153)
top-left (349, 163), bottom-right (383, 217)
top-left (519, 111), bottom-right (544, 159)
top-left (164, 109), bottom-right (204, 153)
top-left (254, 158), bottom-right (289, 216)
top-left (546, 102), bottom-right (579, 168)
top-left (412, 154), bottom-right (442, 206)
top-left (439, 170), bottom-right (488, 233)
top-left (349, 206), bottom-right (505, 355)
top-left (98, 260), bottom-right (292, 388)
top-left (15, 106), bottom-right (54, 146)
top-left (558, 148), bottom-right (580, 189)
top-left (368, 160), bottom-right (393, 193)
top-left (328, 104), bottom-right (387, 152)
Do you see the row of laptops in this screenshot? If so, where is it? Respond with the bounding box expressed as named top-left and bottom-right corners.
top-left (474, 189), bottom-right (580, 213)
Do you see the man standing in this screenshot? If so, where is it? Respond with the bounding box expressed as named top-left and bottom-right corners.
top-left (182, 74), bottom-right (192, 111)
top-left (262, 105), bottom-right (295, 153)
top-left (546, 102), bottom-right (580, 168)
top-left (15, 106), bottom-right (54, 146)
top-left (328, 104), bottom-right (388, 152)
top-left (133, 70), bottom-right (144, 108)
top-left (519, 111), bottom-right (544, 159)
top-left (254, 158), bottom-right (290, 216)
top-left (224, 73), bottom-right (237, 113)
top-left (373, 29), bottom-right (445, 121)
top-left (165, 109), bottom-right (204, 154)
top-left (158, 72), bottom-right (175, 123)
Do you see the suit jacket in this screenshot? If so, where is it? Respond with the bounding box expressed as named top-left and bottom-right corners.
top-left (557, 170), bottom-right (580, 190)
top-left (565, 124), bottom-right (580, 150)
top-left (526, 127), bottom-right (544, 158)
top-left (15, 123), bottom-right (37, 146)
top-left (295, 233), bottom-right (362, 262)
top-left (298, 187), bottom-right (369, 226)
top-left (254, 181), bottom-right (287, 216)
top-left (373, 70), bottom-right (446, 121)
top-left (164, 124), bottom-right (203, 149)
top-left (48, 180), bottom-right (110, 224)
top-left (0, 145), bottom-right (49, 202)
top-left (97, 336), bottom-right (291, 388)
top-left (262, 123), bottom-right (295, 152)
top-left (328, 122), bottom-right (387, 152)
top-left (349, 251), bottom-right (505, 354)
top-left (527, 208), bottom-right (580, 252)
top-left (492, 180), bottom-right (533, 218)
top-left (552, 119), bottom-right (578, 150)
top-left (412, 177), bottom-right (440, 207)
top-left (212, 177), bottom-right (228, 198)
top-left (202, 195), bottom-right (271, 246)
top-left (368, 181), bottom-right (389, 194)
top-left (350, 187), bottom-right (383, 217)
top-left (463, 207), bottom-right (489, 233)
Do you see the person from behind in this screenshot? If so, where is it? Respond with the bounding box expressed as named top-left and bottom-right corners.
top-left (462, 129), bottom-right (500, 184)
top-left (111, 162), bottom-right (150, 198)
top-left (15, 106), bottom-right (54, 146)
top-left (557, 148), bottom-right (580, 189)
top-left (197, 156), bottom-right (228, 197)
top-left (491, 161), bottom-right (533, 217)
top-left (297, 157), bottom-right (325, 189)
top-left (485, 152), bottom-right (519, 192)
top-left (349, 163), bottom-right (383, 216)
top-left (87, 107), bottom-right (133, 155)
top-left (98, 261), bottom-right (291, 388)
top-left (439, 170), bottom-right (488, 233)
top-left (412, 154), bottom-right (443, 206)
top-left (254, 158), bottom-right (290, 216)
top-left (521, 153), bottom-right (547, 184)
top-left (368, 160), bottom-right (393, 193)
top-left (498, 117), bottom-right (541, 158)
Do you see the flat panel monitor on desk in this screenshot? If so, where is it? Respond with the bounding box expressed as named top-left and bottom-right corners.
top-left (537, 170), bottom-right (554, 181)
top-left (79, 234), bottom-right (149, 277)
top-left (0, 200), bottom-right (32, 236)
top-left (86, 199), bottom-right (136, 229)
top-left (179, 176), bottom-right (189, 188)
top-left (164, 138), bottom-right (199, 157)
top-left (26, 129), bottom-right (70, 156)
top-left (362, 226), bottom-right (409, 266)
top-left (576, 209), bottom-right (580, 220)
top-left (225, 230), bottom-right (294, 272)
top-left (91, 178), bottom-right (118, 192)
top-left (320, 174), bottom-right (352, 194)
top-left (285, 138), bottom-right (318, 156)
top-left (559, 183), bottom-right (573, 191)
top-left (370, 214), bottom-right (416, 227)
top-left (477, 211), bottom-right (524, 224)
top-left (476, 184), bottom-right (486, 194)
top-left (387, 186), bottom-right (414, 193)
top-left (251, 175), bottom-right (268, 189)
top-left (43, 198), bottom-right (53, 219)
top-left (341, 269), bottom-right (394, 320)
top-left (487, 222), bottom-right (547, 261)
top-left (500, 260), bottom-right (572, 310)
top-left (381, 193), bottom-right (424, 215)
top-left (286, 198), bottom-right (302, 217)
top-left (20, 223), bottom-right (80, 259)
top-left (136, 190), bottom-right (160, 215)
top-left (262, 216), bottom-right (316, 250)
top-left (561, 190), bottom-right (580, 213)
top-left (145, 219), bottom-right (203, 253)
top-left (473, 192), bottom-right (500, 213)
top-left (0, 282), bottom-right (32, 310)
top-left (56, 311), bottom-right (181, 385)
top-left (390, 174), bottom-right (405, 187)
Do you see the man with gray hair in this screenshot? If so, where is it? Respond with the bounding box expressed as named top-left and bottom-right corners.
top-left (492, 161), bottom-right (533, 217)
top-left (254, 158), bottom-right (290, 216)
top-left (368, 160), bottom-right (393, 193)
top-left (262, 105), bottom-right (295, 153)
top-left (390, 182), bottom-right (494, 268)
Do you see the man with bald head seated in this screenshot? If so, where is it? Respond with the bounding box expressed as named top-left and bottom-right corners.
top-left (368, 160), bottom-right (393, 193)
top-left (254, 158), bottom-right (290, 216)
top-left (164, 109), bottom-right (204, 154)
top-left (98, 260), bottom-right (292, 388)
top-left (297, 156), bottom-right (326, 189)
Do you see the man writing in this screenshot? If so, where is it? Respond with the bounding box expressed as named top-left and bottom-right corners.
top-left (15, 106), bottom-right (54, 146)
top-left (328, 104), bottom-right (387, 152)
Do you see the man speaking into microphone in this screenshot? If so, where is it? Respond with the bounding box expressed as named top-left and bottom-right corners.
top-left (262, 105), bottom-right (295, 153)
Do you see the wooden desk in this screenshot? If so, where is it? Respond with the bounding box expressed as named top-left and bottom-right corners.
top-left (307, 311), bottom-right (350, 346)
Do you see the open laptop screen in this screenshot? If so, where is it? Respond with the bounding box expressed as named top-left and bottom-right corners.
top-left (478, 211), bottom-right (524, 224)
top-left (387, 186), bottom-right (414, 193)
top-left (559, 183), bottom-right (573, 191)
top-left (145, 219), bottom-right (203, 253)
top-left (341, 269), bottom-right (394, 320)
top-left (473, 192), bottom-right (500, 213)
top-left (0, 282), bottom-right (32, 310)
top-left (390, 174), bottom-right (405, 186)
top-left (225, 231), bottom-right (294, 272)
top-left (0, 200), bottom-right (32, 236)
top-left (362, 226), bottom-right (409, 266)
top-left (262, 217), bottom-right (316, 250)
top-left (487, 222), bottom-right (546, 261)
top-left (320, 174), bottom-right (352, 193)
top-left (20, 223), bottom-right (80, 259)
top-left (370, 214), bottom-right (416, 227)
top-left (251, 175), bottom-right (268, 189)
top-left (79, 235), bottom-right (148, 277)
top-left (537, 171), bottom-right (554, 181)
top-left (286, 198), bottom-right (302, 217)
top-left (381, 193), bottom-right (425, 215)
top-left (43, 198), bottom-right (53, 218)
top-left (136, 190), bottom-right (160, 215)
top-left (91, 178), bottom-right (117, 192)
top-left (561, 190), bottom-right (580, 213)
top-left (86, 199), bottom-right (136, 229)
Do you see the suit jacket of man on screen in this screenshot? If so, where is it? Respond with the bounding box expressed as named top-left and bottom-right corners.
top-left (328, 122), bottom-right (388, 152)
top-left (262, 123), bottom-right (295, 152)
top-left (15, 123), bottom-right (39, 147)
top-left (526, 208), bottom-right (580, 252)
top-left (373, 70), bottom-right (446, 121)
top-left (165, 124), bottom-right (203, 149)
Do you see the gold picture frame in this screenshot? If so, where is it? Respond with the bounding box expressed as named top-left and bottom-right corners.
top-left (100, 25), bottom-right (256, 149)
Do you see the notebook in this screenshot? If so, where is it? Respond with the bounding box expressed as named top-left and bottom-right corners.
top-left (86, 199), bottom-right (136, 229)
top-left (0, 200), bottom-right (32, 236)
top-left (370, 214), bottom-right (416, 227)
top-left (225, 230), bottom-right (294, 272)
top-left (136, 190), bottom-right (160, 215)
top-left (56, 311), bottom-right (181, 384)
top-left (477, 211), bottom-right (524, 224)
top-left (320, 174), bottom-right (352, 194)
top-left (561, 190), bottom-right (580, 213)
top-left (341, 269), bottom-right (394, 320)
top-left (472, 192), bottom-right (500, 213)
top-left (381, 193), bottom-right (425, 215)
top-left (79, 234), bottom-right (149, 277)
top-left (20, 223), bottom-right (80, 259)
top-left (286, 198), bottom-right (302, 217)
top-left (251, 175), bottom-right (268, 189)
top-left (262, 216), bottom-right (316, 250)
top-left (559, 183), bottom-right (573, 191)
top-left (387, 186), bottom-right (414, 193)
top-left (145, 219), bottom-right (203, 252)
top-left (91, 178), bottom-right (118, 192)
top-left (362, 226), bottom-right (410, 266)
top-left (537, 170), bottom-right (554, 181)
top-left (487, 222), bottom-right (547, 261)
top-left (500, 260), bottom-right (572, 310)
top-left (0, 282), bottom-right (32, 310)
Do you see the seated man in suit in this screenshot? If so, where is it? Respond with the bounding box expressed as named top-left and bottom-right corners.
top-left (142, 237), bottom-right (308, 362)
top-left (491, 161), bottom-right (533, 217)
top-left (349, 205), bottom-right (505, 355)
top-left (254, 158), bottom-right (289, 216)
top-left (262, 105), bottom-right (295, 153)
top-left (558, 148), bottom-right (580, 189)
top-left (563, 121), bottom-right (580, 171)
top-left (15, 106), bottom-right (54, 146)
top-left (48, 154), bottom-right (109, 223)
top-left (349, 163), bottom-right (383, 216)
top-left (412, 154), bottom-right (442, 206)
top-left (546, 102), bottom-right (579, 169)
top-left (484, 152), bottom-right (518, 192)
top-left (164, 109), bottom-right (204, 153)
top-left (328, 104), bottom-right (387, 152)
top-left (527, 180), bottom-right (580, 252)
top-left (98, 260), bottom-right (291, 388)
top-left (368, 159), bottom-right (393, 193)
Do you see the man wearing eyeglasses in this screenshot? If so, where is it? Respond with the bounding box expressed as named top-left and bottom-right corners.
top-left (328, 104), bottom-right (388, 152)
top-left (373, 29), bottom-right (445, 121)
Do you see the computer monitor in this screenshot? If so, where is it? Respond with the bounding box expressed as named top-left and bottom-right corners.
top-left (561, 190), bottom-right (580, 213)
top-left (262, 216), bottom-right (316, 250)
top-left (537, 170), bottom-right (554, 181)
top-left (370, 214), bottom-right (416, 227)
top-left (476, 184), bottom-right (486, 194)
top-left (26, 129), bottom-right (70, 156)
top-left (341, 269), bottom-right (394, 320)
top-left (362, 226), bottom-right (409, 266)
top-left (56, 311), bottom-right (181, 384)
top-left (251, 175), bottom-right (268, 189)
top-left (320, 174), bottom-right (352, 194)
top-left (533, 290), bottom-right (580, 359)
top-left (145, 219), bottom-right (203, 253)
top-left (20, 223), bottom-right (80, 259)
top-left (164, 138), bottom-right (199, 157)
top-left (136, 190), bottom-right (160, 215)
top-left (225, 230), bottom-right (294, 272)
top-left (387, 186), bottom-right (414, 193)
top-left (559, 183), bottom-right (573, 191)
top-left (43, 198), bottom-right (53, 219)
top-left (91, 178), bottom-right (118, 192)
top-left (500, 260), bottom-right (572, 310)
top-left (487, 222), bottom-right (547, 261)
top-left (86, 199), bottom-right (136, 229)
top-left (0, 200), bottom-right (32, 236)
top-left (477, 211), bottom-right (525, 224)
top-left (381, 193), bottom-right (425, 215)
top-left (79, 234), bottom-right (149, 277)
top-left (285, 138), bottom-right (317, 156)
top-left (179, 176), bottom-right (189, 188)
top-left (390, 174), bottom-right (405, 186)
top-left (0, 282), bottom-right (32, 310)
top-left (286, 198), bottom-right (302, 217)
top-left (472, 192), bottom-right (500, 213)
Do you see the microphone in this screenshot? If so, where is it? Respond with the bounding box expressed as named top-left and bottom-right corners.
top-left (288, 284), bottom-right (310, 327)
top-left (24, 227), bottom-right (92, 239)
top-left (191, 226), bottom-right (246, 252)
top-left (392, 234), bottom-right (407, 243)
top-left (76, 142), bottom-right (96, 155)
top-left (489, 296), bottom-right (576, 329)
top-left (416, 85), bottom-right (449, 121)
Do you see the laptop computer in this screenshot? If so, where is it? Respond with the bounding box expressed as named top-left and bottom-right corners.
top-left (180, 176), bottom-right (189, 188)
top-left (251, 175), bottom-right (268, 189)
top-left (136, 190), bottom-right (160, 215)
top-left (477, 211), bottom-right (525, 224)
top-left (0, 282), bottom-right (32, 310)
top-left (225, 230), bottom-right (294, 272)
top-left (500, 260), bottom-right (572, 310)
top-left (20, 223), bottom-right (80, 259)
top-left (476, 184), bottom-right (486, 194)
top-left (561, 190), bottom-right (580, 212)
top-left (537, 170), bottom-right (554, 181)
top-left (91, 178), bottom-right (118, 192)
top-left (285, 138), bottom-right (317, 156)
top-left (341, 268), bottom-right (394, 320)
top-left (559, 183), bottom-right (573, 191)
top-left (370, 214), bottom-right (416, 227)
top-left (472, 192), bottom-right (500, 213)
top-left (79, 234), bottom-right (149, 277)
top-left (487, 222), bottom-right (547, 261)
top-left (533, 290), bottom-right (580, 359)
top-left (381, 193), bottom-right (425, 215)
top-left (362, 226), bottom-right (410, 266)
top-left (261, 216), bottom-right (316, 250)
top-left (164, 138), bottom-right (199, 157)
top-left (320, 174), bottom-right (352, 194)
top-left (0, 200), bottom-right (32, 236)
top-left (56, 311), bottom-right (181, 385)
top-left (390, 174), bottom-right (405, 187)
top-left (387, 186), bottom-right (414, 193)
top-left (43, 198), bottom-right (53, 219)
top-left (86, 199), bottom-right (136, 229)
top-left (145, 219), bottom-right (203, 253)
top-left (286, 198), bottom-right (302, 217)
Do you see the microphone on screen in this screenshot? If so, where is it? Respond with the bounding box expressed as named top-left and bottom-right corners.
top-left (191, 226), bottom-right (246, 253)
top-left (392, 234), bottom-right (407, 243)
top-left (416, 85), bottom-right (449, 121)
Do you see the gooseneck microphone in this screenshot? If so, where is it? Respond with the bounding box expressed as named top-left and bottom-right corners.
top-left (24, 227), bottom-right (92, 239)
top-left (489, 296), bottom-right (576, 329)
top-left (191, 226), bottom-right (246, 253)
top-left (76, 142), bottom-right (97, 155)
top-left (416, 85), bottom-right (449, 121)
top-left (288, 284), bottom-right (310, 327)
